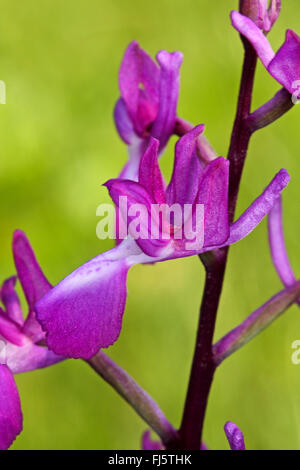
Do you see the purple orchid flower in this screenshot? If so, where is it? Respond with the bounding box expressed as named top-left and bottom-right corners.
top-left (0, 230), bottom-right (64, 450)
top-left (224, 421), bottom-right (246, 450)
top-left (239, 0), bottom-right (281, 33)
top-left (231, 10), bottom-right (300, 96)
top-left (268, 196), bottom-right (300, 306)
top-left (114, 41), bottom-right (183, 181)
top-left (35, 126), bottom-right (290, 360)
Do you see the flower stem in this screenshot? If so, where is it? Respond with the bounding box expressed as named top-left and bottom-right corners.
top-left (228, 38), bottom-right (257, 222)
top-left (178, 40), bottom-right (257, 450)
top-left (87, 351), bottom-right (179, 447)
top-left (246, 88), bottom-right (294, 132)
top-left (213, 280), bottom-right (300, 366)
top-left (178, 249), bottom-right (227, 449)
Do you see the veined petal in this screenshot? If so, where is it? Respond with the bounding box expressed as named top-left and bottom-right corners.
top-left (0, 364), bottom-right (22, 450)
top-left (268, 196), bottom-right (299, 305)
top-left (231, 11), bottom-right (275, 67)
top-left (151, 50), bottom-right (183, 149)
top-left (166, 125), bottom-right (205, 207)
top-left (35, 241), bottom-right (139, 359)
top-left (0, 277), bottom-right (23, 326)
top-left (119, 41), bottom-right (160, 136)
top-left (13, 230), bottom-right (52, 342)
top-left (268, 30), bottom-right (300, 95)
top-left (225, 169), bottom-right (290, 246)
top-left (138, 137), bottom-right (166, 204)
top-left (224, 422), bottom-right (246, 450)
top-left (196, 157), bottom-right (229, 247)
top-left (6, 343), bottom-right (65, 374)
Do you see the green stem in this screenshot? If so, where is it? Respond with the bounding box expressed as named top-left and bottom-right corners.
top-left (87, 351), bottom-right (179, 447)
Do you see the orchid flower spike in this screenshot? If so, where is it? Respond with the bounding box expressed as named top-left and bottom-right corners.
top-left (224, 421), bottom-right (246, 450)
top-left (36, 127), bottom-right (290, 360)
top-left (114, 41), bottom-right (183, 180)
top-left (268, 196), bottom-right (300, 306)
top-left (239, 0), bottom-right (281, 33)
top-left (0, 231), bottom-right (64, 450)
top-left (231, 10), bottom-right (300, 97)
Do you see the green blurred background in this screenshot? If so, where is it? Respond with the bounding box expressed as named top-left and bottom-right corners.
top-left (0, 0), bottom-right (299, 450)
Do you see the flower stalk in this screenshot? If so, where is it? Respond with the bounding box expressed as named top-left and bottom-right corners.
top-left (213, 280), bottom-right (300, 366)
top-left (87, 351), bottom-right (179, 447)
top-left (246, 88), bottom-right (294, 132)
top-left (178, 38), bottom-right (258, 450)
top-left (228, 39), bottom-right (258, 222)
top-left (178, 248), bottom-right (227, 449)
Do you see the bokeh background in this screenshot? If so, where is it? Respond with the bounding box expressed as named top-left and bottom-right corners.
top-left (0, 0), bottom-right (299, 450)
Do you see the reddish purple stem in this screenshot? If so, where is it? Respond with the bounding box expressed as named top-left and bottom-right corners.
top-left (177, 40), bottom-right (258, 450)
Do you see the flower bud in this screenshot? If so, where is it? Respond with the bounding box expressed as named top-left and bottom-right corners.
top-left (239, 0), bottom-right (281, 33)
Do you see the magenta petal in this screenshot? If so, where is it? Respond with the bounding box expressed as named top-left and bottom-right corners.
top-left (13, 230), bottom-right (52, 310)
top-left (119, 41), bottom-right (160, 135)
top-left (226, 169), bottom-right (290, 246)
top-left (268, 30), bottom-right (300, 95)
top-left (35, 244), bottom-right (132, 359)
top-left (167, 125), bottom-right (205, 207)
top-left (0, 364), bottom-right (22, 450)
top-left (138, 138), bottom-right (166, 204)
top-left (13, 230), bottom-right (52, 342)
top-left (224, 421), bottom-right (246, 450)
top-left (196, 157), bottom-right (229, 247)
top-left (268, 196), bottom-right (299, 305)
top-left (151, 50), bottom-right (183, 149)
top-left (114, 98), bottom-right (137, 145)
top-left (231, 11), bottom-right (275, 68)
top-left (105, 177), bottom-right (154, 218)
top-left (231, 12), bottom-right (299, 95)
top-left (105, 178), bottom-right (169, 257)
top-left (0, 313), bottom-right (29, 347)
top-left (0, 277), bottom-right (23, 326)
top-left (6, 343), bottom-right (64, 374)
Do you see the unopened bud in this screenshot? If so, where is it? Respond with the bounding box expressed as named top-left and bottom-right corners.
top-left (239, 0), bottom-right (281, 33)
